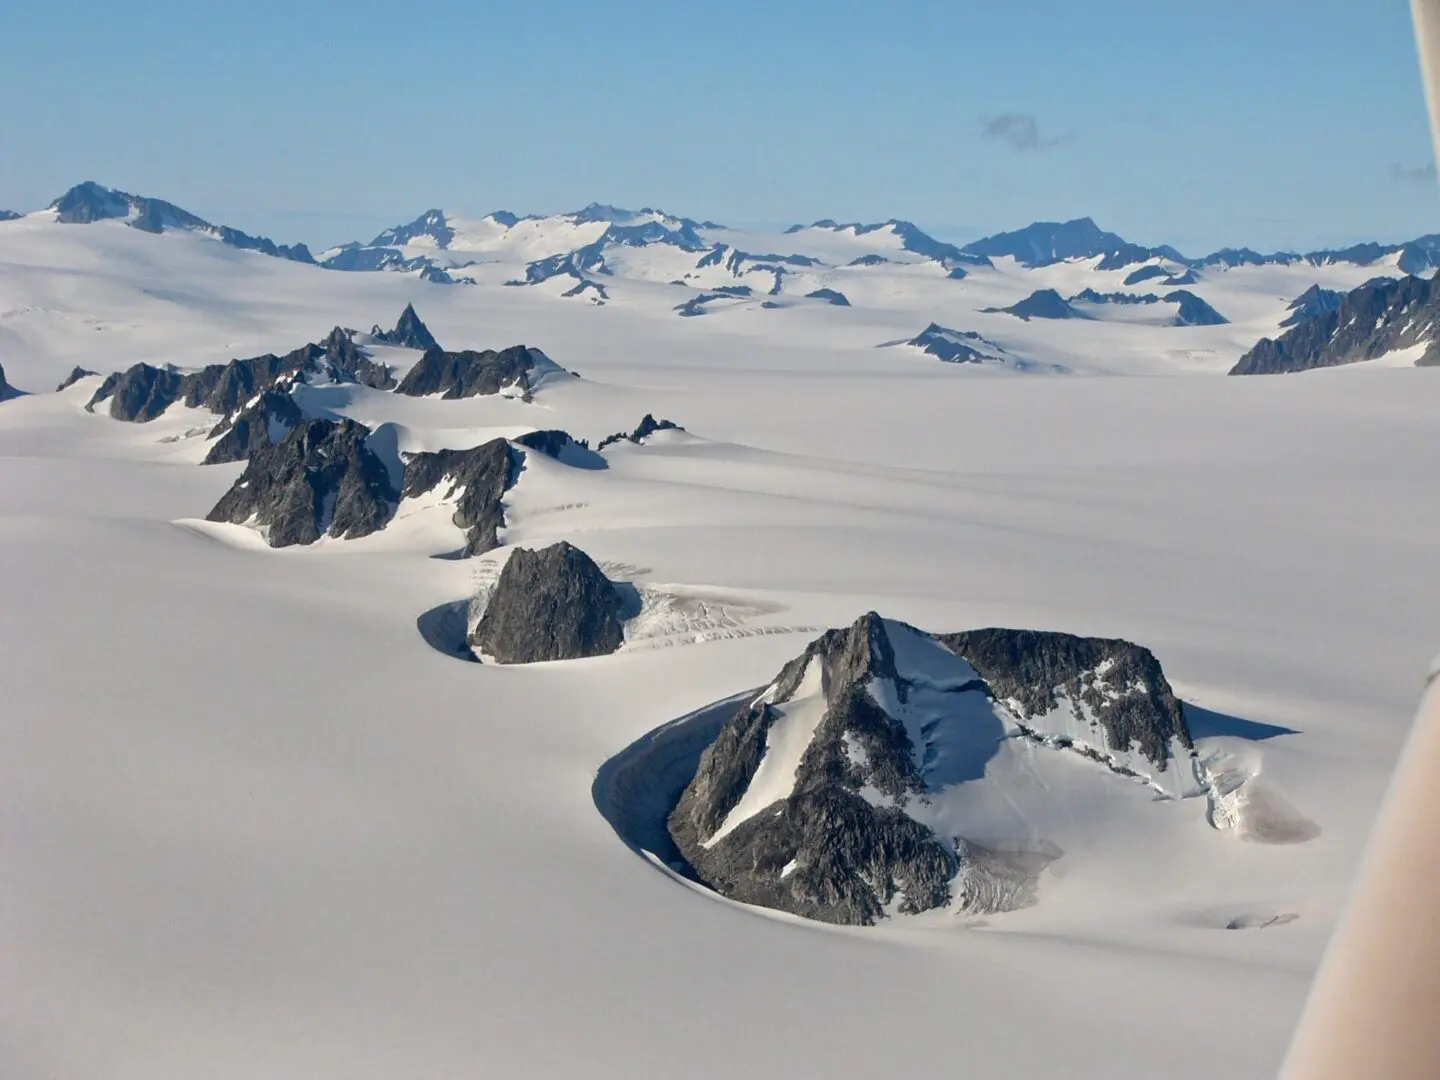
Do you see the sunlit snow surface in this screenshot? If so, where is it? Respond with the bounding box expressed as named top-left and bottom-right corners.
top-left (2, 215), bottom-right (1439, 1079)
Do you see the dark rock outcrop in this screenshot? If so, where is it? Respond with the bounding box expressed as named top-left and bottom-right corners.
top-left (936, 628), bottom-right (1190, 769)
top-left (55, 366), bottom-right (96, 391)
top-left (370, 303), bottom-right (440, 351)
top-left (668, 614), bottom-right (1193, 926)
top-left (596, 414), bottom-right (683, 450)
top-left (1123, 265), bottom-right (1170, 286)
top-left (805, 288), bottom-right (850, 306)
top-left (1231, 274), bottom-right (1440, 374)
top-left (202, 390), bottom-right (303, 465)
top-left (1165, 289), bottom-right (1228, 326)
top-left (513, 428), bottom-right (603, 468)
top-left (401, 439), bottom-right (519, 555)
top-left (469, 541), bottom-right (626, 663)
top-left (903, 323), bottom-right (1006, 364)
top-left (961, 217), bottom-right (1184, 269)
top-left (984, 288), bottom-right (1085, 321)
top-left (0, 210), bottom-right (19, 222)
top-left (0, 362), bottom-right (14, 400)
top-left (206, 418), bottom-right (397, 547)
top-left (393, 345), bottom-right (552, 399)
top-left (88, 330), bottom-right (394, 428)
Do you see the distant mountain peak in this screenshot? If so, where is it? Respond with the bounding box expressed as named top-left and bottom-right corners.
top-left (46, 180), bottom-right (314, 263)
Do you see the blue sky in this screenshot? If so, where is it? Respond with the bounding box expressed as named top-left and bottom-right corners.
top-left (1, 0), bottom-right (1436, 254)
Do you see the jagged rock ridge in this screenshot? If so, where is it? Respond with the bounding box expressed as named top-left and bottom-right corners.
top-left (470, 541), bottom-right (626, 663)
top-left (597, 414), bottom-right (683, 450)
top-left (1231, 274), bottom-right (1440, 374)
top-left (206, 418), bottom-right (398, 547)
top-left (669, 614), bottom-right (1194, 926)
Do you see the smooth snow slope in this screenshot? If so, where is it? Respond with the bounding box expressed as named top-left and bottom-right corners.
top-left (2, 219), bottom-right (1439, 1080)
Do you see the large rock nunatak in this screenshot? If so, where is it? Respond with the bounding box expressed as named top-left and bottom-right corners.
top-left (469, 541), bottom-right (625, 663)
top-left (668, 613), bottom-right (1195, 926)
top-left (402, 438), bottom-right (519, 555)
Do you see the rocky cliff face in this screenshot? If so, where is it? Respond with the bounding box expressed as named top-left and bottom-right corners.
top-left (202, 389), bottom-right (303, 465)
top-left (205, 418), bottom-right (397, 547)
top-left (1231, 274), bottom-right (1440, 374)
top-left (668, 614), bottom-right (1195, 926)
top-left (469, 541), bottom-right (626, 663)
top-left (0, 362), bottom-right (14, 400)
top-left (401, 439), bottom-right (519, 555)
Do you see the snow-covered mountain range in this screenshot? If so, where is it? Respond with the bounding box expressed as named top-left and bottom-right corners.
top-left (7, 179), bottom-right (1440, 380)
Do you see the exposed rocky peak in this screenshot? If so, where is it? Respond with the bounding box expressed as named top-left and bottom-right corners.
top-left (0, 210), bottom-right (20, 222)
top-left (206, 418), bottom-right (398, 547)
top-left (370, 303), bottom-right (440, 351)
top-left (401, 438), bottom-right (519, 555)
top-left (984, 288), bottom-right (1084, 321)
top-left (320, 326), bottom-right (394, 388)
top-left (86, 363), bottom-right (185, 421)
top-left (961, 217), bottom-right (1179, 269)
top-left (1231, 273), bottom-right (1440, 374)
top-left (1280, 284), bottom-right (1347, 328)
top-left (596, 414), bottom-right (684, 450)
top-left (1165, 289), bottom-right (1228, 326)
top-left (393, 344), bottom-right (559, 399)
top-left (513, 428), bottom-right (602, 468)
top-left (55, 366), bottom-right (96, 391)
top-left (369, 209), bottom-right (455, 249)
top-left (668, 615), bottom-right (1195, 926)
top-left (900, 323), bottom-right (1012, 365)
top-left (51, 181), bottom-right (132, 223)
top-left (202, 389), bottom-right (303, 465)
top-left (804, 287), bottom-right (850, 306)
top-left (469, 541), bottom-right (626, 663)
top-left (0, 361), bottom-right (15, 400)
top-left (936, 628), bottom-right (1190, 769)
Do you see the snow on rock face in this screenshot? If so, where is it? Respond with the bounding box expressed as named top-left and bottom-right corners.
top-left (669, 614), bottom-right (1199, 926)
top-left (469, 541), bottom-right (626, 663)
top-left (206, 418), bottom-right (399, 547)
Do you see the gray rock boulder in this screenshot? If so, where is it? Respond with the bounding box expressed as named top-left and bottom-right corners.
top-left (469, 541), bottom-right (626, 663)
top-left (401, 438), bottom-right (519, 555)
top-left (206, 418), bottom-right (397, 547)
